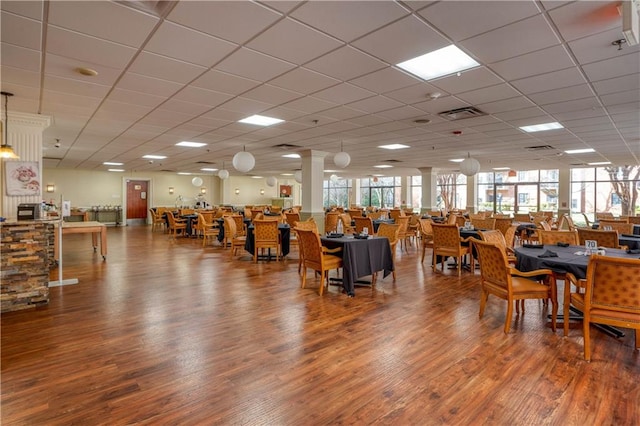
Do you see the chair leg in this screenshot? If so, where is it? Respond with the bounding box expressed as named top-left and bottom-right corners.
top-left (479, 290), bottom-right (488, 319)
top-left (301, 267), bottom-right (307, 288)
top-left (504, 299), bottom-right (514, 334)
top-left (584, 320), bottom-right (591, 361)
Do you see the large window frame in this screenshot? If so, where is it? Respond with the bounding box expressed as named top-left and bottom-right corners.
top-left (323, 177), bottom-right (351, 208)
top-left (359, 177), bottom-right (401, 208)
top-left (476, 169), bottom-right (559, 214)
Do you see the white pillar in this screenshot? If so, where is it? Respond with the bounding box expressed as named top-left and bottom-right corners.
top-left (401, 176), bottom-right (410, 209)
top-left (419, 167), bottom-right (438, 214)
top-left (300, 149), bottom-right (328, 231)
top-left (1, 112), bottom-right (51, 219)
top-left (466, 174), bottom-right (478, 213)
top-left (557, 168), bottom-right (571, 217)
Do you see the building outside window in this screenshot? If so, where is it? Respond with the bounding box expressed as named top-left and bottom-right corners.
top-left (477, 169), bottom-right (559, 215)
top-left (409, 176), bottom-right (421, 210)
top-left (323, 176), bottom-right (350, 208)
top-left (359, 177), bottom-right (401, 208)
top-left (436, 173), bottom-right (467, 211)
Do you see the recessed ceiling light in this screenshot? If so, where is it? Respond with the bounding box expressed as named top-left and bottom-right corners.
top-left (492, 167), bottom-right (510, 170)
top-left (378, 144), bottom-right (410, 150)
top-left (281, 173), bottom-right (294, 176)
top-left (238, 114), bottom-right (284, 126)
top-left (143, 154), bottom-right (167, 159)
top-left (251, 176), bottom-right (263, 179)
top-left (282, 153), bottom-right (301, 159)
top-left (177, 172), bottom-right (192, 175)
top-left (372, 174), bottom-right (385, 177)
top-left (374, 164), bottom-right (393, 169)
top-left (108, 168), bottom-right (124, 172)
top-left (565, 148), bottom-right (596, 154)
top-left (200, 168), bottom-right (218, 172)
top-left (449, 158), bottom-right (464, 163)
top-left (103, 161), bottom-right (123, 166)
top-left (76, 67), bottom-right (98, 77)
top-left (176, 141), bottom-right (207, 147)
top-left (324, 169), bottom-right (339, 173)
top-left (588, 161), bottom-right (611, 165)
top-left (519, 122), bottom-right (564, 132)
top-left (396, 45), bottom-right (479, 81)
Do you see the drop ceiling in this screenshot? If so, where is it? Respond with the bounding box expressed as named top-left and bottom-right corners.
top-left (1, 0), bottom-right (638, 178)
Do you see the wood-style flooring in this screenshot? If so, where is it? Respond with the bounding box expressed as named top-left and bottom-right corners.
top-left (2, 225), bottom-right (638, 425)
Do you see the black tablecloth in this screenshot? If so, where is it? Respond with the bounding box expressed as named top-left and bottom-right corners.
top-left (592, 222), bottom-right (640, 235)
top-left (321, 235), bottom-right (394, 297)
top-left (620, 234), bottom-right (640, 250)
top-left (216, 217), bottom-right (252, 242)
top-left (181, 214), bottom-right (198, 236)
top-left (245, 223), bottom-right (291, 257)
top-left (515, 245), bottom-right (638, 279)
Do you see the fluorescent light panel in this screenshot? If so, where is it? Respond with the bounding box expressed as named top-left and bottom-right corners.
top-left (374, 164), bottom-right (393, 169)
top-left (378, 144), bottom-right (410, 150)
top-left (519, 122), bottom-right (563, 132)
top-left (251, 176), bottom-right (263, 179)
top-left (238, 114), bottom-right (284, 126)
top-left (176, 141), bottom-right (207, 148)
top-left (449, 159), bottom-right (464, 163)
top-left (200, 168), bottom-right (218, 172)
top-left (492, 167), bottom-right (510, 170)
top-left (143, 154), bottom-right (166, 159)
top-left (281, 173), bottom-right (294, 176)
top-left (588, 161), bottom-right (611, 165)
top-left (565, 148), bottom-right (595, 154)
top-left (282, 153), bottom-right (301, 159)
top-left (177, 172), bottom-right (192, 175)
top-left (396, 45), bottom-right (479, 81)
top-left (108, 169), bottom-right (124, 172)
top-left (103, 161), bottom-right (123, 166)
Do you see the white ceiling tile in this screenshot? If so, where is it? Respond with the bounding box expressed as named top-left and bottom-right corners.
top-left (1, 65), bottom-right (40, 88)
top-left (116, 73), bottom-right (184, 97)
top-left (548, 1), bottom-right (621, 42)
top-left (48, 1), bottom-right (158, 48)
top-left (346, 96), bottom-right (404, 114)
top-left (528, 84), bottom-right (595, 106)
top-left (242, 84), bottom-right (303, 105)
top-left (1, 1), bottom-right (43, 21)
top-left (258, 1), bottom-right (303, 14)
top-left (460, 15), bottom-right (560, 63)
top-left (291, 1), bottom-right (407, 43)
top-left (542, 97), bottom-right (602, 114)
top-left (144, 21), bottom-right (238, 68)
top-left (191, 69), bottom-right (260, 95)
top-left (376, 106), bottom-right (426, 121)
top-left (107, 88), bottom-right (167, 108)
top-left (247, 18), bottom-right (342, 65)
top-left (477, 96), bottom-right (536, 114)
top-left (43, 75), bottom-right (110, 99)
top-left (349, 67), bottom-right (422, 94)
top-left (1, 42), bottom-right (40, 72)
top-left (456, 83), bottom-right (521, 105)
top-left (158, 99), bottom-right (214, 116)
top-left (221, 97), bottom-right (277, 115)
top-left (315, 106), bottom-right (366, 121)
top-left (592, 74), bottom-right (640, 96)
top-left (305, 46), bottom-right (387, 82)
top-left (313, 83), bottom-right (376, 105)
top-left (269, 67), bottom-right (340, 94)
top-left (352, 15), bottom-right (449, 64)
top-left (430, 67), bottom-right (503, 95)
top-left (510, 67), bottom-right (587, 95)
top-left (490, 45), bottom-right (575, 81)
top-left (600, 90), bottom-right (640, 107)
top-left (215, 48), bottom-right (295, 82)
top-left (44, 53), bottom-right (122, 86)
top-left (281, 96), bottom-right (338, 114)
top-left (412, 96), bottom-right (470, 115)
top-left (493, 107), bottom-right (549, 121)
top-left (583, 53), bottom-right (640, 82)
top-left (384, 82), bottom-right (445, 104)
top-left (172, 86), bottom-right (233, 108)
top-left (167, 1), bottom-right (281, 44)
top-left (418, 0), bottom-right (540, 41)
top-left (568, 28), bottom-right (640, 66)
top-left (129, 51), bottom-right (206, 84)
top-left (1, 11), bottom-right (41, 50)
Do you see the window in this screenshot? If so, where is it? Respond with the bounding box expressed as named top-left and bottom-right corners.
top-left (323, 176), bottom-right (351, 208)
top-left (359, 177), bottom-right (401, 208)
top-left (437, 173), bottom-right (467, 211)
top-left (477, 169), bottom-right (559, 214)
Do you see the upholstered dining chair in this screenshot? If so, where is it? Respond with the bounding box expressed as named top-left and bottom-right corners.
top-left (339, 213), bottom-right (355, 234)
top-left (471, 238), bottom-right (558, 334)
top-left (538, 230), bottom-right (578, 246)
top-left (149, 208), bottom-right (166, 232)
top-left (166, 211), bottom-right (187, 238)
top-left (325, 212), bottom-right (339, 234)
top-left (419, 218), bottom-right (434, 264)
top-left (196, 212), bottom-right (220, 247)
top-left (353, 216), bottom-right (374, 235)
top-left (395, 216), bottom-right (411, 251)
top-left (223, 216), bottom-right (247, 259)
top-left (598, 220), bottom-right (633, 235)
top-left (493, 218), bottom-right (513, 237)
top-left (431, 223), bottom-right (471, 277)
top-left (564, 255), bottom-right (640, 361)
top-left (477, 229), bottom-right (516, 263)
top-left (293, 218), bottom-right (318, 274)
top-left (471, 217), bottom-right (496, 230)
top-left (296, 228), bottom-right (342, 296)
top-left (577, 228), bottom-right (621, 249)
top-left (253, 219), bottom-right (281, 262)
top-left (376, 223), bottom-right (400, 281)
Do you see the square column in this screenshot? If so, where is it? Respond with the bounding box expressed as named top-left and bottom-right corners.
top-left (300, 150), bottom-right (328, 231)
top-left (419, 167), bottom-right (438, 214)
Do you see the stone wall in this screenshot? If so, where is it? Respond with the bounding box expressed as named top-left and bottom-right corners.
top-left (1, 221), bottom-right (52, 313)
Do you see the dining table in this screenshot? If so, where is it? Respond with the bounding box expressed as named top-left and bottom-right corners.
top-left (245, 223), bottom-right (291, 258)
top-left (216, 217), bottom-right (252, 243)
top-left (320, 234), bottom-right (394, 297)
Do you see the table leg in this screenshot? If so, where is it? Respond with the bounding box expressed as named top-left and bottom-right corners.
top-left (100, 228), bottom-right (107, 260)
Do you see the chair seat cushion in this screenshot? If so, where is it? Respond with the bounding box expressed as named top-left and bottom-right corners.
top-left (323, 254), bottom-right (342, 269)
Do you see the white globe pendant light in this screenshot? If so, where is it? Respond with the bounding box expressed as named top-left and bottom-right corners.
top-left (294, 170), bottom-right (302, 183)
top-left (334, 141), bottom-right (350, 168)
top-left (232, 146), bottom-right (255, 173)
top-left (191, 176), bottom-right (203, 187)
top-left (266, 176), bottom-right (277, 187)
top-left (218, 161), bottom-right (229, 180)
top-left (459, 152), bottom-right (481, 177)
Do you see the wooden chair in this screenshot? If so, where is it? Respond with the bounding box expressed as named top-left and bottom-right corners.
top-left (419, 218), bottom-right (434, 264)
top-left (285, 212), bottom-right (301, 228)
top-left (558, 214), bottom-right (576, 232)
top-left (471, 238), bottom-right (557, 334)
top-left (179, 208), bottom-right (195, 216)
top-left (514, 213), bottom-right (532, 223)
top-left (598, 220), bottom-right (633, 235)
top-left (389, 209), bottom-right (402, 223)
top-left (537, 219), bottom-right (552, 231)
top-left (628, 216), bottom-right (640, 225)
top-left (294, 218), bottom-right (318, 274)
top-left (477, 229), bottom-right (516, 263)
top-left (253, 220), bottom-right (281, 262)
top-left (353, 216), bottom-right (374, 235)
top-left (493, 218), bottom-right (513, 237)
top-left (455, 215), bottom-right (467, 228)
top-left (446, 214), bottom-right (458, 225)
top-left (538, 230), bottom-right (578, 246)
top-left (325, 212), bottom-right (339, 234)
top-left (395, 216), bottom-right (411, 251)
top-left (347, 208), bottom-right (363, 218)
top-left (149, 208), bottom-right (166, 232)
top-left (339, 213), bottom-right (355, 234)
top-left (504, 224), bottom-right (519, 249)
top-left (223, 216), bottom-right (247, 258)
top-left (471, 217), bottom-right (496, 230)
top-left (376, 223), bottom-right (400, 281)
top-left (580, 212), bottom-right (593, 228)
top-left (233, 215), bottom-right (247, 237)
top-left (577, 228), bottom-right (621, 249)
top-left (166, 211), bottom-right (187, 238)
top-left (406, 214), bottom-right (420, 245)
top-left (431, 223), bottom-right (471, 277)
top-left (564, 255), bottom-right (640, 361)
top-left (595, 212), bottom-right (614, 220)
top-left (296, 228), bottom-right (343, 296)
top-left (367, 211), bottom-right (382, 220)
top-left (196, 212), bottom-right (220, 247)
top-left (427, 210), bottom-right (442, 217)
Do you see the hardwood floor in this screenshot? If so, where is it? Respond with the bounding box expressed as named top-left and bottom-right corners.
top-left (2, 225), bottom-right (638, 425)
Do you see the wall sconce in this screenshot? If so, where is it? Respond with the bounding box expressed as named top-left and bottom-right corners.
top-left (169, 187), bottom-right (174, 194)
top-left (260, 188), bottom-right (265, 195)
top-left (235, 188), bottom-right (240, 195)
top-left (46, 184), bottom-right (56, 193)
top-left (200, 187), bottom-right (207, 194)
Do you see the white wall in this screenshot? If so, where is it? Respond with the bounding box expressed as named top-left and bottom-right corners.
top-left (224, 176), bottom-right (300, 206)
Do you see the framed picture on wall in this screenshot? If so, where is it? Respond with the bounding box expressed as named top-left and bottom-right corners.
top-left (5, 161), bottom-right (40, 196)
top-left (279, 185), bottom-right (292, 197)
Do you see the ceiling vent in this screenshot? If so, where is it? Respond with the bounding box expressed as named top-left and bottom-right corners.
top-left (413, 118), bottom-right (432, 124)
top-left (524, 145), bottom-right (556, 151)
top-left (382, 159), bottom-right (402, 163)
top-left (196, 160), bottom-right (215, 164)
top-left (273, 143), bottom-right (302, 150)
top-left (160, 169), bottom-right (175, 172)
top-left (438, 106), bottom-right (487, 121)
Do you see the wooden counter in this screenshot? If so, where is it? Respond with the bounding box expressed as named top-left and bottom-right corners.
top-left (54, 221), bottom-right (107, 261)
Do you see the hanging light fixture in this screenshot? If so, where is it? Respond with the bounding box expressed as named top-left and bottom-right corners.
top-left (218, 161), bottom-right (229, 180)
top-left (191, 176), bottom-right (203, 187)
top-left (266, 176), bottom-right (276, 187)
top-left (0, 91), bottom-right (19, 159)
top-left (333, 140), bottom-right (350, 168)
top-left (294, 170), bottom-right (302, 183)
top-left (232, 145), bottom-right (255, 173)
top-left (459, 152), bottom-right (480, 177)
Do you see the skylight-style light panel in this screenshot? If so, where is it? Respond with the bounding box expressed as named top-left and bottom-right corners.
top-left (519, 122), bottom-right (564, 133)
top-left (176, 141), bottom-right (207, 147)
top-left (565, 148), bottom-right (595, 154)
top-left (282, 153), bottom-right (301, 159)
top-left (587, 161), bottom-right (611, 165)
top-left (378, 144), bottom-right (410, 150)
top-left (492, 167), bottom-right (510, 170)
top-left (201, 168), bottom-right (218, 172)
top-left (143, 154), bottom-right (167, 159)
top-left (449, 158), bottom-right (464, 163)
top-left (108, 169), bottom-right (124, 172)
top-left (177, 172), bottom-right (192, 175)
top-left (396, 45), bottom-right (479, 81)
top-left (374, 164), bottom-right (393, 168)
top-left (238, 114), bottom-right (284, 126)
top-left (103, 161), bottom-right (123, 166)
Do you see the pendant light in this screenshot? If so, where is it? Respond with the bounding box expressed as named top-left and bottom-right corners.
top-left (0, 91), bottom-right (19, 159)
top-left (232, 145), bottom-right (255, 173)
top-left (333, 141), bottom-right (350, 168)
top-left (218, 161), bottom-right (229, 180)
top-left (266, 176), bottom-right (277, 187)
top-left (294, 170), bottom-right (302, 183)
top-left (459, 152), bottom-right (480, 177)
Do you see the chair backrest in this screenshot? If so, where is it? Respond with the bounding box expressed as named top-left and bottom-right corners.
top-left (432, 223), bottom-right (461, 249)
top-left (577, 228), bottom-right (619, 248)
top-left (251, 209), bottom-right (263, 220)
top-left (514, 213), bottom-right (532, 223)
top-left (471, 217), bottom-right (496, 230)
top-left (376, 223), bottom-right (400, 250)
top-left (478, 229), bottom-right (507, 252)
top-left (347, 208), bottom-right (363, 217)
top-left (493, 218), bottom-right (513, 236)
top-left (472, 238), bottom-right (510, 290)
top-left (285, 212), bottom-right (301, 228)
top-left (353, 216), bottom-right (374, 234)
top-left (195, 212), bottom-right (206, 232)
top-left (427, 210), bottom-right (442, 217)
top-left (294, 218), bottom-right (318, 233)
top-left (536, 219), bottom-right (552, 231)
top-left (254, 220), bottom-right (279, 243)
top-left (232, 215), bottom-right (246, 236)
top-left (296, 228), bottom-right (324, 268)
top-left (595, 212), bottom-right (614, 220)
top-left (558, 214), bottom-right (576, 231)
top-left (419, 218), bottom-right (434, 238)
top-left (598, 220), bottom-right (633, 234)
top-left (503, 224), bottom-right (519, 250)
top-left (149, 208), bottom-right (159, 221)
top-left (367, 211), bottom-right (382, 220)
top-left (339, 213), bottom-right (352, 228)
top-left (447, 214), bottom-right (459, 225)
top-left (325, 212), bottom-right (339, 233)
top-left (584, 254), bottom-right (640, 313)
top-left (395, 216), bottom-right (410, 236)
top-left (454, 215), bottom-right (466, 228)
top-left (270, 206), bottom-right (282, 214)
top-left (223, 216), bottom-right (237, 238)
top-left (179, 208), bottom-right (195, 216)
top-left (539, 230), bottom-right (578, 245)
top-left (166, 211), bottom-right (179, 227)
top-left (628, 216), bottom-right (640, 225)
top-left (388, 209), bottom-right (402, 222)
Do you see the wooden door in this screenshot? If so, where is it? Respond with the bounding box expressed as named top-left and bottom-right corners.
top-left (126, 180), bottom-right (148, 221)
